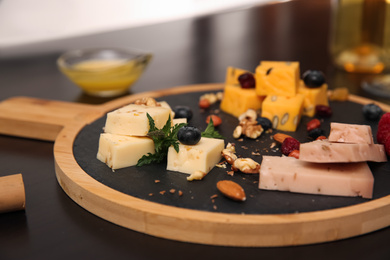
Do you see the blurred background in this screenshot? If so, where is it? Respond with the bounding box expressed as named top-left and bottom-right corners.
top-left (0, 0), bottom-right (276, 58)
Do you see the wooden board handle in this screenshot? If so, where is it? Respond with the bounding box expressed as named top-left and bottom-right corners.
top-left (0, 97), bottom-right (104, 141)
top-left (0, 174), bottom-right (25, 214)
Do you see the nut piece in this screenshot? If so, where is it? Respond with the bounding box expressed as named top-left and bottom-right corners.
top-left (243, 125), bottom-right (263, 139)
top-left (225, 142), bottom-right (236, 153)
top-left (134, 97), bottom-right (160, 107)
top-left (306, 118), bottom-right (321, 132)
top-left (221, 143), bottom-right (237, 165)
top-left (199, 99), bottom-right (210, 109)
top-left (288, 149), bottom-right (300, 159)
top-left (232, 158), bottom-right (260, 174)
top-left (273, 133), bottom-right (292, 143)
top-left (216, 180), bottom-right (246, 201)
top-left (238, 109), bottom-right (258, 121)
top-left (233, 125), bottom-right (243, 139)
top-left (187, 170), bottom-right (207, 181)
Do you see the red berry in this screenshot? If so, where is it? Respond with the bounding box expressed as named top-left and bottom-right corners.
top-left (281, 137), bottom-right (300, 156)
top-left (385, 135), bottom-right (390, 156)
top-left (377, 112), bottom-right (390, 144)
top-left (238, 73), bottom-right (256, 89)
top-left (315, 105), bottom-right (332, 117)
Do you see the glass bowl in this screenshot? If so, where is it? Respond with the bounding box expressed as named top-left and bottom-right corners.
top-left (57, 48), bottom-right (152, 97)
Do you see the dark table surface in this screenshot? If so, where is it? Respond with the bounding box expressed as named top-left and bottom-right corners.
top-left (1, 0), bottom-right (390, 259)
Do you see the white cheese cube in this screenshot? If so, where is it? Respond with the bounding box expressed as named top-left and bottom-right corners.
top-left (172, 118), bottom-right (187, 125)
top-left (259, 156), bottom-right (374, 198)
top-left (167, 137), bottom-right (224, 174)
top-left (97, 133), bottom-right (154, 170)
top-left (159, 101), bottom-right (175, 119)
top-left (104, 104), bottom-right (171, 136)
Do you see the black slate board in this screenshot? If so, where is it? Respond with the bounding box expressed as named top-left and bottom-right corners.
top-left (73, 91), bottom-right (390, 215)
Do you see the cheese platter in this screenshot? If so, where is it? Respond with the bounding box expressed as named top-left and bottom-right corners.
top-left (0, 83), bottom-right (390, 247)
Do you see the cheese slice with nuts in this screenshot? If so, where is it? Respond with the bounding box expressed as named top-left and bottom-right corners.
top-left (259, 156), bottom-right (374, 198)
top-left (167, 137), bottom-right (224, 174)
top-left (104, 104), bottom-right (171, 136)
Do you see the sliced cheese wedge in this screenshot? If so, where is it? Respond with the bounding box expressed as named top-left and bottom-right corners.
top-left (299, 140), bottom-right (387, 163)
top-left (259, 156), bottom-right (374, 198)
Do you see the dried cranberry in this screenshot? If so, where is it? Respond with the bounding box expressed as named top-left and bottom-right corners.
top-left (315, 105), bottom-right (332, 117)
top-left (238, 73), bottom-right (256, 89)
top-left (281, 137), bottom-right (300, 156)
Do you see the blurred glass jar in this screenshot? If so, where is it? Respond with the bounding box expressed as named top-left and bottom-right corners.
top-left (330, 0), bottom-right (390, 74)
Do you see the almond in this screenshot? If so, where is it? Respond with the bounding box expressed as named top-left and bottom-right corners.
top-left (216, 180), bottom-right (246, 201)
top-left (273, 133), bottom-right (292, 143)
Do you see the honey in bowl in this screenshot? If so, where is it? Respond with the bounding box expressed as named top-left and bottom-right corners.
top-left (58, 48), bottom-right (152, 97)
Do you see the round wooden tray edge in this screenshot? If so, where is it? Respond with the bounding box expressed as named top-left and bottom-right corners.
top-left (53, 83), bottom-right (390, 247)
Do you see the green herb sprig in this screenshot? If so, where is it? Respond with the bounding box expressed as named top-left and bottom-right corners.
top-left (136, 114), bottom-right (224, 167)
top-left (201, 117), bottom-right (224, 139)
top-left (136, 114), bottom-right (186, 166)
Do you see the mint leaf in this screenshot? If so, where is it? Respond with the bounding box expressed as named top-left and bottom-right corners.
top-left (201, 117), bottom-right (224, 139)
top-left (136, 114), bottom-right (187, 166)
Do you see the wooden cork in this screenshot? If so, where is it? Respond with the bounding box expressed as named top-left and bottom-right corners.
top-left (0, 174), bottom-right (26, 214)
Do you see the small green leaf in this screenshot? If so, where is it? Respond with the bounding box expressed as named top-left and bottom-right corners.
top-left (137, 113), bottom-right (187, 166)
top-left (201, 117), bottom-right (224, 139)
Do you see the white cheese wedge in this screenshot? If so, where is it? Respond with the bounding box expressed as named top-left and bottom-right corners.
top-left (172, 118), bottom-right (187, 125)
top-left (159, 101), bottom-right (175, 119)
top-left (167, 137), bottom-right (224, 174)
top-left (104, 104), bottom-right (171, 136)
top-left (97, 133), bottom-right (154, 170)
top-left (328, 122), bottom-right (374, 144)
top-left (299, 140), bottom-right (387, 163)
top-left (259, 156), bottom-right (374, 198)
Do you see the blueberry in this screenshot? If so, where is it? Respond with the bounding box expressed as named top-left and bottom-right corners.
top-left (302, 70), bottom-right (326, 88)
top-left (308, 128), bottom-right (325, 140)
top-left (173, 106), bottom-right (193, 121)
top-left (177, 126), bottom-right (201, 145)
top-left (257, 117), bottom-right (272, 131)
top-left (362, 103), bottom-right (383, 121)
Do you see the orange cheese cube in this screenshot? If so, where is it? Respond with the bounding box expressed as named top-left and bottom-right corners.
top-left (225, 66), bottom-right (252, 86)
top-left (255, 61), bottom-right (300, 97)
top-left (220, 84), bottom-right (264, 118)
top-left (261, 94), bottom-right (304, 132)
top-left (298, 80), bottom-right (329, 117)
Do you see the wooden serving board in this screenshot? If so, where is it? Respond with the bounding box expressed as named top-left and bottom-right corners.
top-left (1, 83), bottom-right (390, 247)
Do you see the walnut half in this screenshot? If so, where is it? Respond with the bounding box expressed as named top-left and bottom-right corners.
top-left (232, 158), bottom-right (260, 174)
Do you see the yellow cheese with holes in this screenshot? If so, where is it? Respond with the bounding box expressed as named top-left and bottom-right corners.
top-left (220, 84), bottom-right (264, 117)
top-left (298, 80), bottom-right (329, 117)
top-left (225, 66), bottom-right (251, 85)
top-left (97, 133), bottom-right (155, 170)
top-left (261, 94), bottom-right (304, 132)
top-left (255, 61), bottom-right (300, 97)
